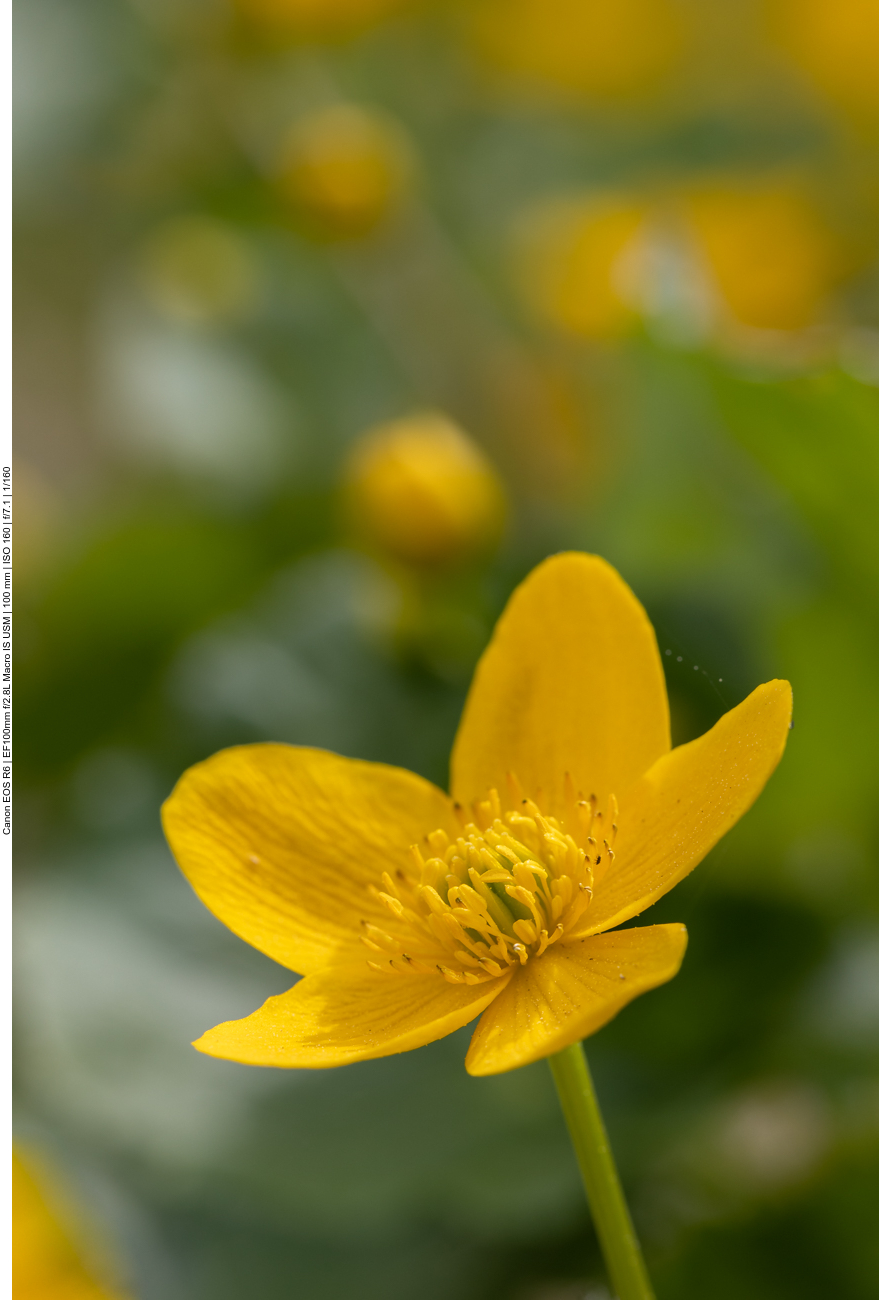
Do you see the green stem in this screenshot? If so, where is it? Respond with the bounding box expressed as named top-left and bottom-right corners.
top-left (549, 1042), bottom-right (655, 1300)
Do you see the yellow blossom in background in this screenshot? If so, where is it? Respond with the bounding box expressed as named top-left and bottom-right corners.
top-left (234, 0), bottom-right (407, 42)
top-left (276, 104), bottom-right (411, 238)
top-left (769, 0), bottom-right (879, 124)
top-left (682, 181), bottom-right (842, 331)
top-left (139, 216), bottom-right (259, 326)
top-left (163, 553), bottom-right (791, 1077)
top-left (466, 0), bottom-right (685, 102)
top-left (13, 1149), bottom-right (128, 1300)
top-left (342, 412), bottom-right (506, 567)
top-left (515, 196), bottom-right (650, 340)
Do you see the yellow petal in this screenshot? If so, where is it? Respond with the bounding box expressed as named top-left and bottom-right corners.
top-left (465, 924), bottom-right (687, 1076)
top-left (451, 552), bottom-right (669, 817)
top-left (162, 744), bottom-right (457, 975)
top-left (580, 679), bottom-right (793, 936)
top-left (195, 962), bottom-right (511, 1067)
top-left (14, 1148), bottom-right (129, 1300)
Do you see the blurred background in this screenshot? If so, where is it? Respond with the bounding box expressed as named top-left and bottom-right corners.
top-left (12, 0), bottom-right (879, 1296)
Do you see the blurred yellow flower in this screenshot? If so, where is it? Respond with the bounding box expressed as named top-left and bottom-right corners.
top-left (139, 216), bottom-right (259, 326)
top-left (770, 0), bottom-right (879, 123)
top-left (516, 195), bottom-right (650, 340)
top-left (342, 412), bottom-right (506, 567)
top-left (466, 0), bottom-right (685, 101)
top-left (13, 1149), bottom-right (128, 1300)
top-left (235, 0), bottom-right (407, 41)
top-left (276, 104), bottom-right (410, 238)
top-left (163, 553), bottom-right (791, 1076)
top-left (682, 181), bottom-right (842, 331)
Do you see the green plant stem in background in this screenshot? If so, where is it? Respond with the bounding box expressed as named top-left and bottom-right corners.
top-left (549, 1043), bottom-right (655, 1300)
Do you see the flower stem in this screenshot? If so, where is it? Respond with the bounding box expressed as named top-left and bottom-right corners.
top-left (549, 1042), bottom-right (655, 1300)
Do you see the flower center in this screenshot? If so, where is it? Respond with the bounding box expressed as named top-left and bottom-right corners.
top-left (360, 781), bottom-right (617, 984)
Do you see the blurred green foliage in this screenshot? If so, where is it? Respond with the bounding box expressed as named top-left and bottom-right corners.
top-left (13, 0), bottom-right (879, 1297)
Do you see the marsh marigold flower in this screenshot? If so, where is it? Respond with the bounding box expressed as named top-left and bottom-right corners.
top-left (515, 195), bottom-right (650, 340)
top-left (163, 554), bottom-right (791, 1076)
top-left (466, 0), bottom-right (685, 102)
top-left (276, 104), bottom-right (410, 239)
top-left (682, 181), bottom-right (841, 332)
top-left (770, 0), bottom-right (879, 124)
top-left (343, 412), bottom-right (506, 567)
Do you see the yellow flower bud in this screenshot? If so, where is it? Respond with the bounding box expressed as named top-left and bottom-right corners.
top-left (234, 0), bottom-right (406, 41)
top-left (515, 195), bottom-right (650, 340)
top-left (276, 104), bottom-right (410, 238)
top-left (343, 414), bottom-right (506, 567)
top-left (682, 181), bottom-right (841, 331)
top-left (466, 0), bottom-right (685, 102)
top-left (139, 216), bottom-right (259, 326)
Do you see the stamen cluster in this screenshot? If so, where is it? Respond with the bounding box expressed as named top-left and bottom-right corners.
top-left (360, 781), bottom-right (617, 984)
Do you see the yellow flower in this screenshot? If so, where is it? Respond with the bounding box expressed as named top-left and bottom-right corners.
top-left (276, 104), bottom-right (410, 239)
top-left (514, 195), bottom-right (650, 340)
top-left (342, 412), bottom-right (506, 567)
top-left (682, 181), bottom-right (841, 332)
top-left (13, 1149), bottom-right (128, 1300)
top-left (769, 0), bottom-right (879, 124)
top-left (465, 0), bottom-right (685, 102)
top-left (163, 553), bottom-right (791, 1076)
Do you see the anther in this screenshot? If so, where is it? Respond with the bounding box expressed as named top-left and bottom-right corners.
top-left (379, 892), bottom-right (405, 917)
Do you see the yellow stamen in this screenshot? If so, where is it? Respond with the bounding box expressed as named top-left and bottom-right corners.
top-left (361, 780), bottom-right (617, 983)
